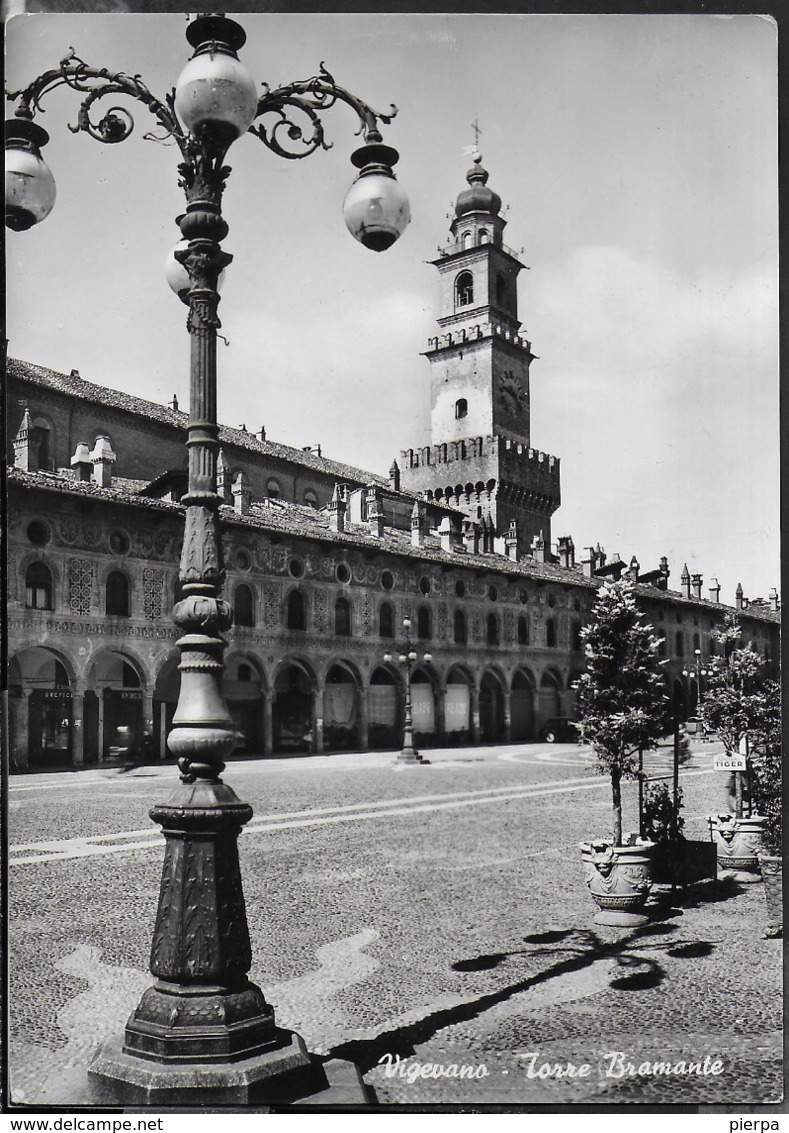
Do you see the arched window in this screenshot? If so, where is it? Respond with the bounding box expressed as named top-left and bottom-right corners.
top-left (692, 632), bottom-right (700, 652)
top-left (479, 229), bottom-right (489, 244)
top-left (25, 562), bottom-right (53, 610)
top-left (379, 601), bottom-right (394, 639)
top-left (546, 619), bottom-right (557, 647)
top-left (335, 596), bottom-right (351, 637)
top-left (675, 631), bottom-right (685, 657)
top-left (571, 621), bottom-right (582, 652)
top-left (455, 398), bottom-right (468, 420)
top-left (287, 589), bottom-right (306, 631)
top-left (106, 570), bottom-right (130, 617)
top-left (454, 609), bottom-right (467, 644)
top-left (496, 274), bottom-right (506, 306)
top-left (266, 478), bottom-right (281, 499)
top-left (517, 616), bottom-right (529, 645)
top-left (303, 490), bottom-right (318, 508)
top-left (486, 613), bottom-right (499, 646)
top-left (461, 230), bottom-right (472, 249)
top-left (235, 583), bottom-right (255, 627)
top-left (417, 606), bottom-right (431, 641)
top-left (456, 271), bottom-right (474, 307)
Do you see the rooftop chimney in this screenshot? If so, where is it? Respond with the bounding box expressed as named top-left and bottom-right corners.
top-left (582, 546), bottom-right (598, 579)
top-left (629, 555), bottom-right (640, 583)
top-left (367, 487), bottom-right (385, 538)
top-left (258, 426), bottom-right (266, 442)
top-left (90, 435), bottom-right (116, 488)
top-left (505, 519), bottom-right (521, 561)
top-left (411, 500), bottom-right (426, 547)
top-left (389, 460), bottom-right (401, 492)
top-left (437, 514), bottom-right (463, 554)
top-left (708, 577), bottom-right (721, 603)
top-left (170, 394), bottom-right (179, 412)
top-left (681, 563), bottom-right (691, 600)
top-left (217, 449), bottom-right (232, 504)
top-left (70, 441), bottom-right (92, 482)
top-left (232, 471), bottom-right (252, 515)
top-left (557, 536), bottom-right (575, 569)
top-left (769, 588), bottom-right (780, 612)
top-left (531, 532), bottom-right (549, 563)
top-left (463, 520), bottom-right (480, 555)
top-left (12, 408), bottom-right (41, 471)
top-left (329, 484), bottom-right (346, 533)
top-left (691, 573), bottom-right (703, 600)
top-left (735, 582), bottom-right (744, 610)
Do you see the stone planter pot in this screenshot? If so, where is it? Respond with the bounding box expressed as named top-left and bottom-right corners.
top-left (759, 854), bottom-right (782, 938)
top-left (709, 814), bottom-right (766, 883)
top-left (580, 838), bottom-right (655, 927)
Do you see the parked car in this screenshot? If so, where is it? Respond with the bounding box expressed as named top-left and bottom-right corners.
top-left (539, 717), bottom-right (580, 743)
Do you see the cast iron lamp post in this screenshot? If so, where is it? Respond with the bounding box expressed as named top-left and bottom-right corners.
top-left (383, 616), bottom-right (432, 764)
top-left (6, 13), bottom-right (409, 1106)
top-left (682, 647), bottom-right (709, 719)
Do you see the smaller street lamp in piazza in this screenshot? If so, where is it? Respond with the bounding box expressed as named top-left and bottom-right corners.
top-left (6, 13), bottom-right (409, 1106)
top-left (383, 616), bottom-right (432, 765)
top-left (682, 648), bottom-right (710, 715)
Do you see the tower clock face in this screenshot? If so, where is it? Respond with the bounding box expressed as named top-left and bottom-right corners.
top-left (497, 370), bottom-right (526, 417)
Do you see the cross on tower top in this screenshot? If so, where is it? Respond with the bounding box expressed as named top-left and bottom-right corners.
top-left (471, 119), bottom-right (482, 147)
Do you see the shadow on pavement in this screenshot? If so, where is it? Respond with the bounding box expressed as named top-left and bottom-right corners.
top-left (326, 922), bottom-right (719, 1075)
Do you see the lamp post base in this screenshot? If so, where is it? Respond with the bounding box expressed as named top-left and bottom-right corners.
top-left (87, 1031), bottom-right (369, 1107)
top-left (396, 750), bottom-right (426, 765)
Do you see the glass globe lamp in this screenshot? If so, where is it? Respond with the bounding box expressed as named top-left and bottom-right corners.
top-left (343, 137), bottom-right (410, 252)
top-left (5, 119), bottom-right (56, 231)
top-left (175, 16), bottom-right (258, 142)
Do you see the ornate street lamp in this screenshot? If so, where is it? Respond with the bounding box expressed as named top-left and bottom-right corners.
top-left (6, 14), bottom-right (409, 1106)
top-left (383, 616), bottom-right (432, 764)
top-left (682, 647), bottom-right (710, 718)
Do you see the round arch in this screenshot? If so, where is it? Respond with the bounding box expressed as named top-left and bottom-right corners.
top-left (537, 669), bottom-right (562, 729)
top-left (480, 668), bottom-right (506, 742)
top-left (84, 648), bottom-right (148, 765)
top-left (368, 664), bottom-right (401, 750)
top-left (510, 666), bottom-right (536, 741)
top-left (273, 659), bottom-right (317, 753)
top-left (8, 646), bottom-right (75, 770)
top-left (323, 661), bottom-right (363, 752)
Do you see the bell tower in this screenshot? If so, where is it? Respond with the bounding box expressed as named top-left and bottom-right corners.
top-left (399, 149), bottom-right (561, 552)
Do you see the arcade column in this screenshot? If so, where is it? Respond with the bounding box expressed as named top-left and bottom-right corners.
top-left (71, 682), bottom-right (86, 766)
top-left (470, 685), bottom-right (481, 745)
top-left (313, 686), bottom-right (324, 754)
top-left (358, 687), bottom-right (369, 751)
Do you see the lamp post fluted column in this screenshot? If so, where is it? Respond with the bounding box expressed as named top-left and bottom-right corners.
top-left (6, 12), bottom-right (409, 1106)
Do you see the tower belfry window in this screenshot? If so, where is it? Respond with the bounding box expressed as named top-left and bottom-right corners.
top-left (456, 272), bottom-right (474, 308)
top-left (455, 398), bottom-right (468, 420)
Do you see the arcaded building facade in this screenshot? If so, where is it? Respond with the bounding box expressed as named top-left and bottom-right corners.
top-left (6, 158), bottom-right (780, 770)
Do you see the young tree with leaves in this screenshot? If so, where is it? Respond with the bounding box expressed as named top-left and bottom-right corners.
top-left (700, 613), bottom-right (771, 817)
top-left (576, 578), bottom-right (668, 846)
top-left (748, 678), bottom-right (782, 855)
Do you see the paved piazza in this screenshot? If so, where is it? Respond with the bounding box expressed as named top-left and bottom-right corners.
top-left (7, 742), bottom-right (784, 1109)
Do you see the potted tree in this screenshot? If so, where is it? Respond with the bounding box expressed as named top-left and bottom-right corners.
top-left (701, 614), bottom-right (770, 882)
top-left (749, 679), bottom-right (782, 937)
top-left (576, 578), bottom-right (668, 926)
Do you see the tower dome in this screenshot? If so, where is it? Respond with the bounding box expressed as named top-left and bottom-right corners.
top-left (454, 152), bottom-right (502, 219)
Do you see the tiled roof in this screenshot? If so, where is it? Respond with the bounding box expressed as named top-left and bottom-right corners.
top-left (7, 467), bottom-right (780, 624)
top-left (8, 357), bottom-right (388, 489)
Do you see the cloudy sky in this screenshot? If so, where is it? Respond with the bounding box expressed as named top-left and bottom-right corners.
top-left (6, 12), bottom-right (779, 601)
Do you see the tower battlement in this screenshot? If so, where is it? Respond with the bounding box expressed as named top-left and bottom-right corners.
top-left (425, 323), bottom-right (531, 354)
top-left (401, 435), bottom-right (559, 479)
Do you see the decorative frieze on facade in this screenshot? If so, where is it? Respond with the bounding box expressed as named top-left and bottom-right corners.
top-left (68, 557), bottom-right (93, 615)
top-left (264, 583), bottom-right (282, 628)
top-left (312, 588), bottom-right (327, 633)
top-left (143, 567), bottom-right (165, 622)
top-left (437, 604), bottom-right (449, 642)
top-left (361, 595), bottom-right (374, 637)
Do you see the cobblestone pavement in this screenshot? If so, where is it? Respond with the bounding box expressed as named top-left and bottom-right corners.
top-left (7, 741), bottom-right (784, 1110)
